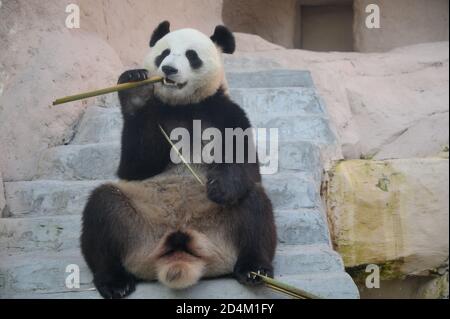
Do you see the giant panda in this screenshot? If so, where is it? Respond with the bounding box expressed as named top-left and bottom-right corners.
top-left (81, 21), bottom-right (277, 299)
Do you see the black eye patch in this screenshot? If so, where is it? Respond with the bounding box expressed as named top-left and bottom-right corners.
top-left (155, 49), bottom-right (171, 67)
top-left (186, 50), bottom-right (203, 69)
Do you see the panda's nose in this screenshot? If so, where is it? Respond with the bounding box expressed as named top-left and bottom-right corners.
top-left (162, 65), bottom-right (178, 76)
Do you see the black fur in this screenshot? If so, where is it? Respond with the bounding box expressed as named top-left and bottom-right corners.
top-left (81, 184), bottom-right (139, 299)
top-left (81, 68), bottom-right (276, 298)
top-left (164, 231), bottom-right (192, 255)
top-left (155, 49), bottom-right (171, 68)
top-left (210, 25), bottom-right (236, 54)
top-left (150, 21), bottom-right (171, 47)
top-left (186, 50), bottom-right (203, 69)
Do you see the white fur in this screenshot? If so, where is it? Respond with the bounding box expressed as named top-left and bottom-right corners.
top-left (144, 28), bottom-right (228, 106)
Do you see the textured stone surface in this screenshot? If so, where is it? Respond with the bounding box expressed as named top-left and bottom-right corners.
top-left (354, 0), bottom-right (449, 52)
top-left (0, 266), bottom-right (357, 299)
top-left (225, 43), bottom-right (449, 162)
top-left (6, 176), bottom-right (322, 218)
top-left (0, 244), bottom-right (356, 298)
top-left (228, 70), bottom-right (314, 89)
top-left (72, 86), bottom-right (326, 145)
top-left (35, 141), bottom-right (324, 181)
top-left (5, 180), bottom-right (104, 217)
top-left (35, 143), bottom-right (121, 181)
top-left (71, 107), bottom-right (123, 145)
top-left (326, 158), bottom-right (449, 277)
top-left (0, 211), bottom-right (329, 253)
top-left (0, 243), bottom-right (343, 280)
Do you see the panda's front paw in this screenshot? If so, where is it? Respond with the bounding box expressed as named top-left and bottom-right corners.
top-left (234, 262), bottom-right (274, 287)
top-left (118, 69), bottom-right (149, 84)
top-left (207, 178), bottom-right (244, 205)
top-left (206, 168), bottom-right (252, 205)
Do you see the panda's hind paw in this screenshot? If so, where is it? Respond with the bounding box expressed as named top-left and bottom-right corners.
top-left (234, 264), bottom-right (274, 287)
top-left (94, 276), bottom-right (136, 299)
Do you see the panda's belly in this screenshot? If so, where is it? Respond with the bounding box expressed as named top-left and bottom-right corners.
top-left (114, 166), bottom-right (237, 280)
top-left (116, 164), bottom-right (212, 228)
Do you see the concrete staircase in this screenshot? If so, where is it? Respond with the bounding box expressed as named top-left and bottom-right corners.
top-left (0, 70), bottom-right (359, 299)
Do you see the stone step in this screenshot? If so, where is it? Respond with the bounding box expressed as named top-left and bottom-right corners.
top-left (73, 86), bottom-right (325, 145)
top-left (71, 106), bottom-right (123, 145)
top-left (0, 272), bottom-right (358, 299)
top-left (72, 107), bottom-right (332, 147)
top-left (89, 70), bottom-right (316, 109)
top-left (226, 70), bottom-right (314, 89)
top-left (0, 209), bottom-right (330, 252)
top-left (34, 140), bottom-right (323, 180)
top-left (5, 180), bottom-right (102, 217)
top-left (0, 244), bottom-right (351, 298)
top-left (6, 175), bottom-right (320, 217)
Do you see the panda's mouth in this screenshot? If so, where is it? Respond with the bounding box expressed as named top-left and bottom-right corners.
top-left (163, 78), bottom-right (187, 89)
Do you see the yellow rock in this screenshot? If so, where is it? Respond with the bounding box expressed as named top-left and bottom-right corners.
top-left (326, 158), bottom-right (449, 278)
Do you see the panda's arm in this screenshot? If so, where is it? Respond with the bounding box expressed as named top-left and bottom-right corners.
top-left (117, 115), bottom-right (171, 181)
top-left (117, 69), bottom-right (154, 116)
top-left (117, 70), bottom-right (171, 180)
top-left (205, 101), bottom-right (261, 206)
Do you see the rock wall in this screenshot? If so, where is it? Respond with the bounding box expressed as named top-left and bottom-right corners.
top-left (223, 0), bottom-right (299, 49)
top-left (226, 41), bottom-right (449, 161)
top-left (78, 0), bottom-right (224, 66)
top-left (300, 4), bottom-right (354, 52)
top-left (354, 0), bottom-right (449, 52)
top-left (0, 0), bottom-right (223, 181)
top-left (326, 158), bottom-right (449, 277)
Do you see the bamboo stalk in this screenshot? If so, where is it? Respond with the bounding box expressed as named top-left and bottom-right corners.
top-left (158, 125), bottom-right (206, 186)
top-left (52, 76), bottom-right (164, 106)
top-left (250, 272), bottom-right (322, 299)
top-left (265, 283), bottom-right (307, 299)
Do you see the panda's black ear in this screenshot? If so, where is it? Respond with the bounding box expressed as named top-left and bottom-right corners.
top-left (210, 25), bottom-right (235, 54)
top-left (150, 21), bottom-right (171, 47)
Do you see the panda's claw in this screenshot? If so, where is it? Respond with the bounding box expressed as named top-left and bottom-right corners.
top-left (234, 263), bottom-right (274, 287)
top-left (118, 69), bottom-right (149, 84)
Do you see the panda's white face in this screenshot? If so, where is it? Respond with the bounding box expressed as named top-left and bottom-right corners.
top-left (144, 29), bottom-right (226, 106)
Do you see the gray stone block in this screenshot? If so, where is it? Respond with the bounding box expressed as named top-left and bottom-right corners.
top-left (227, 70), bottom-right (314, 89)
top-left (231, 87), bottom-right (325, 118)
top-left (34, 140), bottom-right (323, 180)
top-left (35, 143), bottom-right (120, 181)
top-left (32, 143), bottom-right (323, 208)
top-left (72, 107), bottom-right (122, 145)
top-left (0, 216), bottom-right (80, 253)
top-left (260, 116), bottom-right (336, 144)
top-left (5, 180), bottom-right (104, 217)
top-left (1, 272), bottom-right (360, 299)
top-left (275, 209), bottom-right (330, 245)
top-left (263, 173), bottom-right (320, 210)
top-left (0, 210), bottom-right (329, 253)
top-left (72, 87), bottom-right (325, 146)
top-left (0, 243), bottom-right (351, 297)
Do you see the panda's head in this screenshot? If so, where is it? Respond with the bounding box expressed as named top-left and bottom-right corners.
top-left (144, 21), bottom-right (235, 106)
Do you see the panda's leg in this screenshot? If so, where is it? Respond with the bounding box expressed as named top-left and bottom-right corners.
top-left (232, 186), bottom-right (277, 286)
top-left (81, 184), bottom-right (142, 299)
